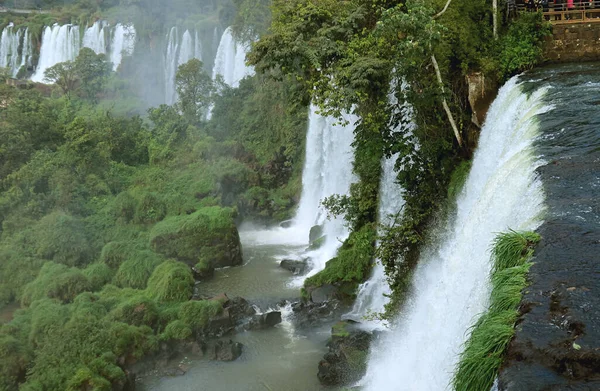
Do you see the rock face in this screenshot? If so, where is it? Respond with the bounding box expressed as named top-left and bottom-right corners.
top-left (317, 321), bottom-right (374, 386)
top-left (291, 300), bottom-right (348, 329)
top-left (309, 284), bottom-right (339, 304)
top-left (466, 72), bottom-right (497, 128)
top-left (544, 24), bottom-right (600, 63)
top-left (210, 340), bottom-right (243, 361)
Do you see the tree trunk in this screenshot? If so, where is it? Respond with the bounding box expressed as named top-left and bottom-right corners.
top-left (431, 54), bottom-right (462, 147)
top-left (493, 0), bottom-right (498, 39)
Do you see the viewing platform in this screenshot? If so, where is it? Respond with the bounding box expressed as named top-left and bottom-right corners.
top-left (518, 1), bottom-right (600, 24)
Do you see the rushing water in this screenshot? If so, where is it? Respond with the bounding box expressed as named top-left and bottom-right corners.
top-left (211, 27), bottom-right (254, 88)
top-left (0, 23), bottom-right (32, 77)
top-left (30, 22), bottom-right (136, 82)
top-left (363, 76), bottom-right (547, 390)
top-left (141, 233), bottom-right (331, 391)
top-left (164, 27), bottom-right (205, 104)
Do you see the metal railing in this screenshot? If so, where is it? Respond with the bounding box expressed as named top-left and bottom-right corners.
top-left (518, 1), bottom-right (600, 24)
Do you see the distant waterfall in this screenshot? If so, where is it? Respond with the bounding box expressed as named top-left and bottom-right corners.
top-left (109, 24), bottom-right (136, 71)
top-left (30, 22), bottom-right (136, 83)
top-left (82, 21), bottom-right (107, 54)
top-left (164, 27), bottom-right (204, 105)
top-left (211, 26), bottom-right (254, 88)
top-left (31, 24), bottom-right (81, 82)
top-left (0, 23), bottom-right (32, 78)
top-left (363, 76), bottom-right (546, 390)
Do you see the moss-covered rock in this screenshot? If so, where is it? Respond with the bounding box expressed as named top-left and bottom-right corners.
top-left (149, 207), bottom-right (243, 268)
top-left (21, 262), bottom-right (91, 306)
top-left (146, 261), bottom-right (194, 303)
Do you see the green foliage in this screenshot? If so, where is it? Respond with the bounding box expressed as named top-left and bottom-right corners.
top-left (21, 263), bottom-right (91, 306)
top-left (149, 207), bottom-right (242, 267)
top-left (113, 251), bottom-right (163, 289)
top-left (160, 319), bottom-right (192, 341)
top-left (108, 294), bottom-right (159, 328)
top-left (83, 263), bottom-right (115, 291)
top-left (175, 58), bottom-right (214, 122)
top-left (452, 230), bottom-right (540, 391)
top-left (305, 224), bottom-right (377, 297)
top-left (497, 13), bottom-right (552, 80)
top-left (178, 300), bottom-right (222, 332)
top-left (33, 212), bottom-right (91, 267)
top-left (145, 261), bottom-right (194, 303)
top-left (447, 160), bottom-right (472, 201)
top-left (74, 48), bottom-right (113, 101)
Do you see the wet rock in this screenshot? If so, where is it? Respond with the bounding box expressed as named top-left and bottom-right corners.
top-left (280, 220), bottom-right (293, 228)
top-left (466, 72), bottom-right (497, 128)
top-left (309, 225), bottom-right (323, 242)
top-left (317, 321), bottom-right (374, 386)
top-left (280, 258), bottom-right (308, 275)
top-left (310, 284), bottom-right (339, 304)
top-left (246, 311), bottom-right (282, 330)
top-left (291, 299), bottom-right (348, 329)
top-left (308, 235), bottom-right (326, 250)
top-left (225, 296), bottom-right (257, 324)
top-left (210, 340), bottom-right (243, 361)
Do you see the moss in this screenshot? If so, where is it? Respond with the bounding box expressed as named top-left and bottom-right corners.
top-left (32, 212), bottom-right (91, 267)
top-left (304, 224), bottom-right (377, 297)
top-left (145, 261), bottom-right (194, 303)
top-left (133, 192), bottom-right (167, 224)
top-left (452, 230), bottom-right (540, 391)
top-left (447, 160), bottom-right (472, 202)
top-left (149, 207), bottom-right (242, 268)
top-left (108, 295), bottom-right (159, 328)
top-left (178, 300), bottom-right (222, 332)
top-left (332, 321), bottom-right (351, 338)
top-left (100, 241), bottom-right (133, 269)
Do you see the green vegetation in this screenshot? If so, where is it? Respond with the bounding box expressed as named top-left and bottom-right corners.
top-left (452, 230), bottom-right (541, 391)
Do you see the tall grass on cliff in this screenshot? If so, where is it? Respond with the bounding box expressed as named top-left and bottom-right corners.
top-left (452, 230), bottom-right (540, 391)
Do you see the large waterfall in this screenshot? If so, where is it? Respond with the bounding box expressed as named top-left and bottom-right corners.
top-left (30, 22), bottom-right (136, 83)
top-left (363, 76), bottom-right (547, 390)
top-left (0, 23), bottom-right (32, 78)
top-left (164, 27), bottom-right (204, 104)
top-left (211, 26), bottom-right (254, 88)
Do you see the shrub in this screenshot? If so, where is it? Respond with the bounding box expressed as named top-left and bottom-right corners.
top-left (108, 295), bottom-right (159, 328)
top-left (113, 250), bottom-right (163, 289)
top-left (146, 261), bottom-right (194, 302)
top-left (178, 300), bottom-right (222, 332)
top-left (134, 192), bottom-right (167, 224)
top-left (452, 230), bottom-right (540, 391)
top-left (100, 241), bottom-right (134, 269)
top-left (111, 191), bottom-right (137, 223)
top-left (33, 212), bottom-right (91, 267)
top-left (160, 320), bottom-right (192, 341)
top-left (21, 263), bottom-right (91, 306)
top-left (83, 263), bottom-right (114, 291)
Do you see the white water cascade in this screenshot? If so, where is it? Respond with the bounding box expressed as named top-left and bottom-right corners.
top-left (164, 27), bottom-right (204, 104)
top-left (0, 23), bottom-right (32, 77)
top-left (109, 23), bottom-right (136, 71)
top-left (211, 26), bottom-right (254, 88)
top-left (31, 24), bottom-right (80, 82)
top-left (363, 76), bottom-right (547, 390)
top-left (82, 21), bottom-right (107, 54)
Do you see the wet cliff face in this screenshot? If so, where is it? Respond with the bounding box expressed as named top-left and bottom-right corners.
top-left (500, 64), bottom-right (600, 390)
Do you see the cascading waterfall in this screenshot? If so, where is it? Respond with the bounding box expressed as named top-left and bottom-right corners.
top-left (82, 21), bottom-right (107, 54)
top-left (363, 76), bottom-right (547, 390)
top-left (0, 23), bottom-right (32, 78)
top-left (31, 22), bottom-right (136, 83)
top-left (164, 27), bottom-right (204, 104)
top-left (32, 24), bottom-right (81, 83)
top-left (211, 26), bottom-right (254, 88)
top-left (109, 23), bottom-right (136, 71)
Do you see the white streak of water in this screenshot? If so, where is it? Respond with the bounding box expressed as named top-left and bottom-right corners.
top-left (32, 24), bottom-right (81, 83)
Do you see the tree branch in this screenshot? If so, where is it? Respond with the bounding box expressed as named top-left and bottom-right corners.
top-left (433, 0), bottom-right (452, 19)
top-left (431, 54), bottom-right (462, 146)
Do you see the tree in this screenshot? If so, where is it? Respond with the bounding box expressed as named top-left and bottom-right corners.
top-left (44, 61), bottom-right (77, 97)
top-left (175, 59), bottom-right (214, 122)
top-left (74, 48), bottom-right (113, 101)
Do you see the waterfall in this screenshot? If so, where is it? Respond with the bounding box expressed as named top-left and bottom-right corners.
top-left (31, 24), bottom-right (81, 83)
top-left (164, 27), bottom-right (203, 104)
top-left (0, 24), bottom-right (31, 77)
top-left (291, 106), bottom-right (357, 280)
top-left (82, 21), bottom-right (107, 54)
top-left (211, 26), bottom-right (254, 88)
top-left (363, 76), bottom-right (547, 390)
top-left (109, 23), bottom-right (136, 71)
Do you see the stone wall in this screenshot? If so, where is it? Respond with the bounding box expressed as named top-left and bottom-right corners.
top-left (544, 23), bottom-right (600, 63)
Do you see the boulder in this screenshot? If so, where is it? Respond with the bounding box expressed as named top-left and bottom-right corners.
top-left (246, 311), bottom-right (282, 330)
top-left (291, 299), bottom-right (347, 329)
top-left (280, 258), bottom-right (308, 275)
top-left (211, 340), bottom-right (243, 361)
top-left (309, 225), bottom-right (324, 243)
top-left (317, 321), bottom-right (374, 386)
top-left (149, 207), bottom-right (243, 268)
top-left (310, 284), bottom-right (339, 304)
top-left (225, 296), bottom-right (257, 324)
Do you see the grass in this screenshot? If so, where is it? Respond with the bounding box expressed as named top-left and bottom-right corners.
top-left (452, 230), bottom-right (540, 391)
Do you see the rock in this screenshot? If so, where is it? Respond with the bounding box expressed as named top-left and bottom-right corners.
top-left (279, 219), bottom-right (293, 228)
top-left (206, 307), bottom-right (234, 337)
top-left (192, 259), bottom-right (214, 280)
top-left (317, 321), bottom-right (374, 386)
top-left (308, 235), bottom-right (326, 250)
top-left (466, 72), bottom-right (498, 128)
top-left (291, 299), bottom-right (348, 329)
top-left (309, 225), bottom-right (323, 242)
top-left (246, 311), bottom-right (282, 330)
top-left (310, 284), bottom-right (339, 304)
top-left (225, 296), bottom-right (256, 324)
top-left (280, 258), bottom-right (308, 275)
top-left (211, 340), bottom-right (243, 361)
